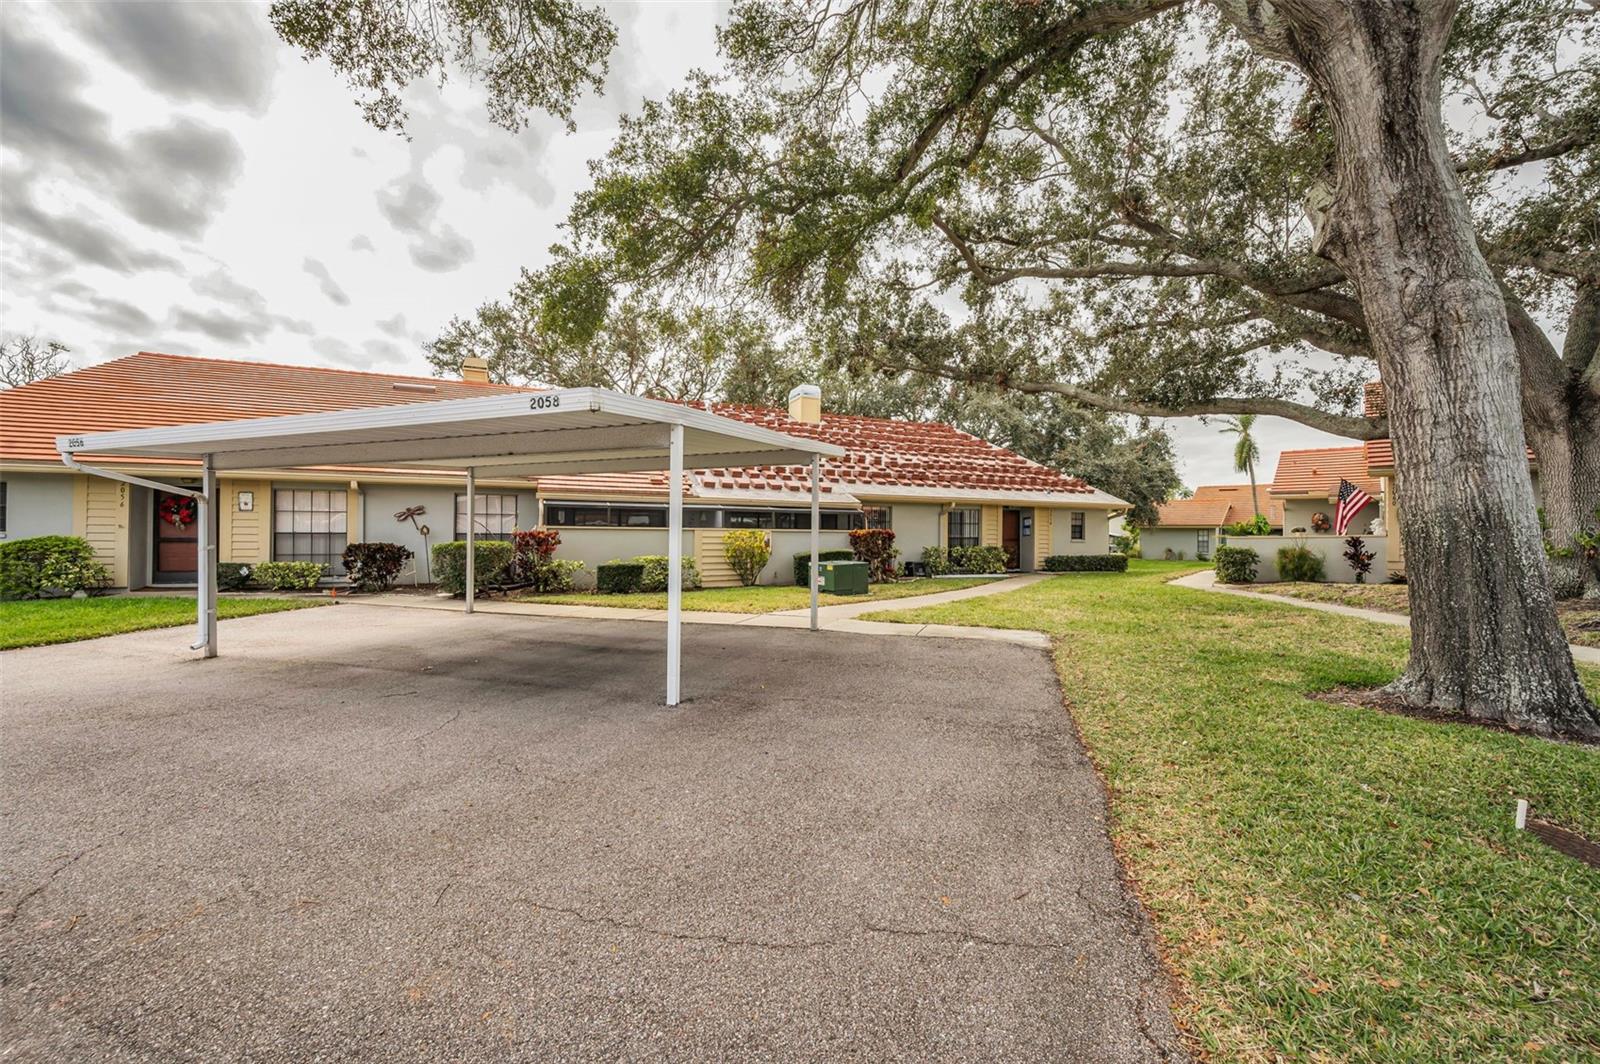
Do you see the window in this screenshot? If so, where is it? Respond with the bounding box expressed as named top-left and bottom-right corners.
top-left (273, 488), bottom-right (347, 574)
top-left (947, 507), bottom-right (981, 549)
top-left (724, 509), bottom-right (774, 529)
top-left (1196, 529), bottom-right (1211, 558)
top-left (863, 506), bottom-right (892, 530)
top-left (1070, 511), bottom-right (1086, 541)
top-left (0, 481), bottom-right (6, 535)
top-left (456, 494), bottom-right (518, 540)
top-left (543, 503), bottom-right (717, 528)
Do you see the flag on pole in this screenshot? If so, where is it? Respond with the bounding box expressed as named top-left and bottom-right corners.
top-left (1334, 478), bottom-right (1374, 535)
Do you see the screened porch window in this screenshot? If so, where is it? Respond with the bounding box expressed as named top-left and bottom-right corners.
top-left (273, 488), bottom-right (347, 574)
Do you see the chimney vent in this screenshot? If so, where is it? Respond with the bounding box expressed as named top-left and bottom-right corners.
top-left (787, 383), bottom-right (822, 424)
top-left (460, 356), bottom-right (490, 384)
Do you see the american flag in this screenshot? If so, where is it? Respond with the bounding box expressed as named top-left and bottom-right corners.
top-left (1334, 478), bottom-right (1373, 535)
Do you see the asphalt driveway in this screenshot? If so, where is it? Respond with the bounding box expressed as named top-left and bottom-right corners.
top-left (1, 604), bottom-right (1185, 1062)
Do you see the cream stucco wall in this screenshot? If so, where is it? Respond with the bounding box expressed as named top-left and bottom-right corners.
top-left (0, 472), bottom-right (76, 542)
top-left (1140, 526), bottom-right (1212, 561)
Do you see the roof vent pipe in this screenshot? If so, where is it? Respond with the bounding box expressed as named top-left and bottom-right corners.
top-left (787, 383), bottom-right (822, 424)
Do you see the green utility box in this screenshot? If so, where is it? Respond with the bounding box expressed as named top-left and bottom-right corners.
top-left (819, 560), bottom-right (869, 595)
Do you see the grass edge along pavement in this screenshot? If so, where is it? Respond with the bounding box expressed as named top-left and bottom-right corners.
top-left (1263, 580), bottom-right (1600, 649)
top-left (0, 596), bottom-right (327, 649)
top-left (518, 576), bottom-right (995, 614)
top-left (865, 560), bottom-right (1600, 1061)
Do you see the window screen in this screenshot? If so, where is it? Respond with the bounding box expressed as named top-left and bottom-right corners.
top-left (1071, 511), bottom-right (1086, 541)
top-left (456, 494), bottom-right (518, 540)
top-left (947, 508), bottom-right (981, 549)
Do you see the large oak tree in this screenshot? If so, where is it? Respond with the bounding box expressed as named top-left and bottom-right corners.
top-left (275, 0), bottom-right (1599, 737)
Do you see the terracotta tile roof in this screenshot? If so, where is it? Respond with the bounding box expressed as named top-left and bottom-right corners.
top-left (682, 401), bottom-right (1094, 496)
top-left (1365, 439), bottom-right (1394, 473)
top-left (1150, 484), bottom-right (1283, 528)
top-left (0, 351), bottom-right (528, 464)
top-left (1, 352), bottom-right (1104, 503)
top-left (1269, 446), bottom-right (1383, 500)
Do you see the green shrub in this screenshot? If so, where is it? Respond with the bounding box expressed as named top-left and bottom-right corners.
top-left (431, 540), bottom-right (513, 595)
top-left (794, 549), bottom-right (855, 586)
top-left (1277, 543), bottom-right (1326, 582)
top-left (636, 555), bottom-right (702, 592)
top-left (1213, 545), bottom-right (1260, 584)
top-left (921, 546), bottom-right (953, 576)
top-left (341, 542), bottom-right (413, 592)
top-left (949, 545), bottom-right (1008, 574)
top-left (597, 559), bottom-right (647, 594)
top-left (217, 562), bottom-right (254, 591)
top-left (722, 528), bottom-right (770, 586)
top-left (1043, 554), bottom-right (1129, 572)
top-left (251, 561), bottom-right (325, 590)
top-left (1222, 514), bottom-right (1272, 536)
top-left (528, 558), bottom-right (584, 593)
top-left (0, 536), bottom-right (112, 599)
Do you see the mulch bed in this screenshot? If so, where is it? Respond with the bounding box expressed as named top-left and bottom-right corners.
top-left (1310, 686), bottom-right (1600, 748)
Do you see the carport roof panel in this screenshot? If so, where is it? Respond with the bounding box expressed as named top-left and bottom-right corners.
top-left (56, 387), bottom-right (845, 475)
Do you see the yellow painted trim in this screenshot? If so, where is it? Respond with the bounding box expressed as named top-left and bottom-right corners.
top-left (71, 474), bottom-right (88, 536)
top-left (83, 477), bottom-right (130, 586)
top-left (693, 528), bottom-right (742, 588)
top-left (1034, 509), bottom-right (1053, 569)
top-left (220, 478), bottom-right (271, 563)
top-left (981, 505), bottom-right (1002, 548)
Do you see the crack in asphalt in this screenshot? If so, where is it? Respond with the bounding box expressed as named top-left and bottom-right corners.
top-left (2, 842), bottom-right (109, 927)
top-left (514, 897), bottom-right (1082, 954)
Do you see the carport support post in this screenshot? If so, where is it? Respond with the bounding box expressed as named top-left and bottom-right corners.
top-left (667, 423), bottom-right (684, 706)
top-left (464, 467), bottom-right (476, 615)
top-left (198, 454), bottom-right (218, 659)
top-left (809, 455), bottom-right (819, 631)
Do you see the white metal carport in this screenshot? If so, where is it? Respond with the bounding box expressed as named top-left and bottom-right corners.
top-left (56, 388), bottom-right (845, 705)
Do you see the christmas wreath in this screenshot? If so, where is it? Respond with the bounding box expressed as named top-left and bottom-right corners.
top-left (160, 495), bottom-right (198, 528)
top-left (1310, 511), bottom-right (1331, 533)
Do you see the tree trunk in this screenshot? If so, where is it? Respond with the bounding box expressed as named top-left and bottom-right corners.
top-left (1247, 461), bottom-right (1261, 520)
top-left (1277, 1), bottom-right (1598, 738)
top-left (1510, 298), bottom-right (1600, 600)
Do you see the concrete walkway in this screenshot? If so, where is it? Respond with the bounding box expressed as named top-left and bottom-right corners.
top-left (1173, 568), bottom-right (1600, 665)
top-left (360, 573), bottom-right (1053, 649)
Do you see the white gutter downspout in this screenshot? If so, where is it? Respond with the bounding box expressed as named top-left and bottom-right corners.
top-left (57, 450), bottom-right (204, 500)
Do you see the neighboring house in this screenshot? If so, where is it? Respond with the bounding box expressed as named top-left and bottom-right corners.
top-left (0, 352), bottom-right (1129, 589)
top-left (1142, 484), bottom-right (1284, 561)
top-left (1268, 446), bottom-right (1384, 536)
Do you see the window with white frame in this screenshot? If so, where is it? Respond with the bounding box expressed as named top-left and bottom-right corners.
top-left (1070, 511), bottom-right (1086, 541)
top-left (456, 493), bottom-right (518, 540)
top-left (1196, 529), bottom-right (1211, 557)
top-left (947, 507), bottom-right (981, 548)
top-left (273, 488), bottom-right (347, 573)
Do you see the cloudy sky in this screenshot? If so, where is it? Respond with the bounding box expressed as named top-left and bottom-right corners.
top-left (0, 0), bottom-right (1351, 488)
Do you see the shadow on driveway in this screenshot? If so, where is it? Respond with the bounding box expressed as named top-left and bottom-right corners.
top-left (1, 604), bottom-right (1186, 1061)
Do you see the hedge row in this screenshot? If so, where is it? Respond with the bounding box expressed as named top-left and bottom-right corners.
top-left (1042, 554), bottom-right (1128, 573)
top-left (597, 555), bottom-right (702, 594)
top-left (0, 535), bottom-right (111, 600)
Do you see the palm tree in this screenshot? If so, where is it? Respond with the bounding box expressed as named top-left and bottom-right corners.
top-left (1220, 415), bottom-right (1263, 518)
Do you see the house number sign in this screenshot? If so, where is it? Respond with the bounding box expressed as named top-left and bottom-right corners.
top-left (528, 394), bottom-right (561, 410)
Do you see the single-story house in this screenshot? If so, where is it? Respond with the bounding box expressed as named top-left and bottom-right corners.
top-left (1141, 484), bottom-right (1284, 561)
top-left (0, 352), bottom-right (1130, 589)
top-left (1267, 446), bottom-right (1384, 538)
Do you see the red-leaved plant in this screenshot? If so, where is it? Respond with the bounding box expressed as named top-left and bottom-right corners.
top-left (849, 527), bottom-right (898, 582)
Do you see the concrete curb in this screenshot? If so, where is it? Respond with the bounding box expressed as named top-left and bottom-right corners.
top-left (354, 575), bottom-right (1053, 649)
top-left (1171, 568), bottom-right (1600, 665)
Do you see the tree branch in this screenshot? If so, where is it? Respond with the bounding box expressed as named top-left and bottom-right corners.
top-left (1454, 129), bottom-right (1596, 173)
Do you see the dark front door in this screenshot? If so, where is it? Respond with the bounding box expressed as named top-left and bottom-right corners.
top-left (1002, 509), bottom-right (1021, 570)
top-left (153, 490), bottom-right (198, 583)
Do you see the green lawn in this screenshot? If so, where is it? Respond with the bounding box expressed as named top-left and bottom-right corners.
top-left (866, 559), bottom-right (1600, 1061)
top-left (0, 596), bottom-right (328, 649)
top-left (1267, 580), bottom-right (1600, 648)
top-left (518, 576), bottom-right (996, 613)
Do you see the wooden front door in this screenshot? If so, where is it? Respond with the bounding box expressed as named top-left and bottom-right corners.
top-left (1002, 509), bottom-right (1021, 570)
top-left (152, 490), bottom-right (199, 583)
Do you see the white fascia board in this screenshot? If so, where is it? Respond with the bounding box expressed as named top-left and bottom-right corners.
top-left (840, 483), bottom-right (1132, 508)
top-left (55, 387), bottom-right (844, 465)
